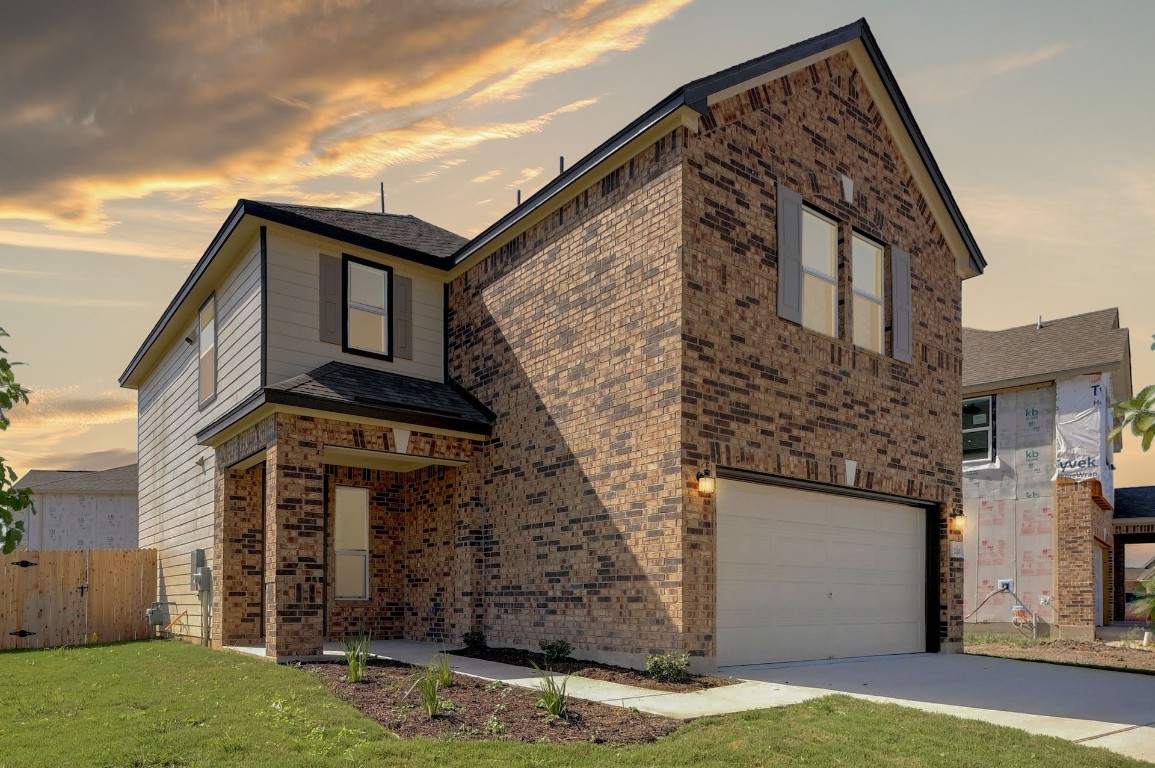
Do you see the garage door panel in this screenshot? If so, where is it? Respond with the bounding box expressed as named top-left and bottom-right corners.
top-left (717, 479), bottom-right (926, 666)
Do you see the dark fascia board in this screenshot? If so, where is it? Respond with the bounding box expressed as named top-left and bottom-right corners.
top-left (853, 20), bottom-right (986, 275)
top-left (242, 200), bottom-right (451, 271)
top-left (195, 388), bottom-right (492, 445)
top-left (119, 199), bottom-right (456, 388)
top-left (451, 90), bottom-right (687, 266)
top-left (119, 200), bottom-right (247, 387)
top-left (450, 18), bottom-right (987, 276)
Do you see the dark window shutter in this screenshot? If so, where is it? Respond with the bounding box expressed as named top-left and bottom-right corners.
top-left (776, 183), bottom-right (803, 324)
top-left (891, 246), bottom-right (913, 363)
top-left (394, 275), bottom-right (413, 360)
top-left (319, 254), bottom-right (341, 344)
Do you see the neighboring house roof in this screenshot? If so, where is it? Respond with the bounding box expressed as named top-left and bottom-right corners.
top-left (252, 201), bottom-right (467, 260)
top-left (962, 308), bottom-right (1132, 398)
top-left (13, 464), bottom-right (138, 494)
top-left (197, 362), bottom-right (495, 444)
top-left (121, 17), bottom-right (987, 390)
top-left (1115, 486), bottom-right (1155, 519)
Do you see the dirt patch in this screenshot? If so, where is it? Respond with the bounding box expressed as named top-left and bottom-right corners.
top-left (302, 660), bottom-right (680, 744)
top-left (966, 638), bottom-right (1155, 674)
top-left (449, 646), bottom-right (737, 692)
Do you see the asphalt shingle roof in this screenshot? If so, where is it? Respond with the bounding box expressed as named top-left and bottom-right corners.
top-left (962, 308), bottom-right (1129, 391)
top-left (255, 202), bottom-right (467, 260)
top-left (266, 362), bottom-right (493, 430)
top-left (13, 464), bottom-right (138, 494)
top-left (1115, 486), bottom-right (1155, 519)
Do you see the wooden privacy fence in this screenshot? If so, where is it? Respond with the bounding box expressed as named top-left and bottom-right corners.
top-left (0, 549), bottom-right (157, 650)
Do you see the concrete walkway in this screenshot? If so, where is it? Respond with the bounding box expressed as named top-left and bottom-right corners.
top-left (322, 641), bottom-right (1155, 763)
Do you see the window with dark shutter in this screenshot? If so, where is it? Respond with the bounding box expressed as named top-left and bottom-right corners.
top-left (891, 246), bottom-right (912, 363)
top-left (776, 183), bottom-right (803, 325)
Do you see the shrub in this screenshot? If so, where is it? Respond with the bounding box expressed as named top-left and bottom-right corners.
top-left (646, 652), bottom-right (690, 684)
top-left (340, 628), bottom-right (371, 683)
top-left (407, 664), bottom-right (444, 717)
top-left (430, 652), bottom-right (453, 688)
top-left (532, 662), bottom-right (570, 720)
top-left (538, 639), bottom-right (572, 664)
top-left (461, 631), bottom-right (487, 653)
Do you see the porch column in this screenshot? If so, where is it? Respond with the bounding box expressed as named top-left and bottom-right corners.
top-left (265, 415), bottom-right (327, 658)
top-left (213, 463), bottom-right (265, 648)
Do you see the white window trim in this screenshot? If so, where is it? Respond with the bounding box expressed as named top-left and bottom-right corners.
top-left (197, 293), bottom-right (217, 407)
top-left (801, 207), bottom-right (838, 338)
top-left (334, 485), bottom-right (370, 601)
top-left (962, 395), bottom-right (995, 465)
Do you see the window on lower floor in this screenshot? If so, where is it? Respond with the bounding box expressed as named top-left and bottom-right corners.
top-left (334, 485), bottom-right (369, 599)
top-left (962, 396), bottom-right (995, 463)
top-left (852, 234), bottom-right (884, 354)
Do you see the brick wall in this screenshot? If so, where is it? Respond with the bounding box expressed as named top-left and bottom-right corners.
top-left (679, 51), bottom-right (965, 655)
top-left (1055, 478), bottom-right (1113, 636)
top-left (449, 133), bottom-right (687, 661)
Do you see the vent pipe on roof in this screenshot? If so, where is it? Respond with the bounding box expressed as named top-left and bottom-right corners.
top-left (380, 182), bottom-right (385, 214)
top-left (560, 156), bottom-right (565, 174)
top-left (1037, 315), bottom-right (1044, 330)
top-left (516, 189), bottom-right (522, 206)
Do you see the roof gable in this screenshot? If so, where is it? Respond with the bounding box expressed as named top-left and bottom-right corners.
top-left (14, 464), bottom-right (138, 494)
top-left (962, 308), bottom-right (1132, 396)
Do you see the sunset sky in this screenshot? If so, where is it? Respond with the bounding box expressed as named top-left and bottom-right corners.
top-left (3, 0), bottom-right (1154, 497)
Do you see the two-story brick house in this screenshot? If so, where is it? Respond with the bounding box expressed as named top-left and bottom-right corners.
top-left (120, 19), bottom-right (985, 669)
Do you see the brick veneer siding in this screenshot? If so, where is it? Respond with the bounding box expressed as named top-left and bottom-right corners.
top-left (212, 412), bottom-right (483, 656)
top-left (1055, 478), bottom-right (1113, 637)
top-left (448, 136), bottom-right (686, 661)
top-left (678, 51), bottom-right (965, 656)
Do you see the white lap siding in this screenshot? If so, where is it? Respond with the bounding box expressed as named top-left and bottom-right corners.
top-left (137, 236), bottom-right (263, 643)
top-left (264, 230), bottom-right (445, 385)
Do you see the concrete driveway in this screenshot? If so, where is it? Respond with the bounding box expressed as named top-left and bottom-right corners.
top-left (723, 653), bottom-right (1155, 763)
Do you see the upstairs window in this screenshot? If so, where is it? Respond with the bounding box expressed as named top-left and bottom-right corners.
top-left (963, 396), bottom-right (995, 463)
top-left (198, 294), bottom-right (216, 406)
top-left (852, 234), bottom-right (885, 354)
top-left (801, 208), bottom-right (838, 337)
top-left (343, 255), bottom-right (392, 359)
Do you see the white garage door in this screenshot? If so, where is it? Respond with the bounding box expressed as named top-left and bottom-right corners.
top-left (717, 479), bottom-right (926, 667)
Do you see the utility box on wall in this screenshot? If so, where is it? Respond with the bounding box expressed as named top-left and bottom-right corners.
top-left (189, 549), bottom-right (210, 592)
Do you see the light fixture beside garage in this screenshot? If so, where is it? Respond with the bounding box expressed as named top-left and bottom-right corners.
top-left (696, 467), bottom-right (715, 494)
top-left (951, 510), bottom-right (967, 530)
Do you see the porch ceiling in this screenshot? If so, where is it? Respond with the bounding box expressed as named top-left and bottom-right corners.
top-left (322, 445), bottom-right (466, 473)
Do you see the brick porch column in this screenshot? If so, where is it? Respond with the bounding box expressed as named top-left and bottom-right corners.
top-left (1054, 478), bottom-right (1113, 638)
top-left (265, 415), bottom-right (326, 658)
top-left (213, 464), bottom-right (265, 648)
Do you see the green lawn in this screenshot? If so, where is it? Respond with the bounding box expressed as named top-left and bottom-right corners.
top-left (0, 641), bottom-right (1146, 768)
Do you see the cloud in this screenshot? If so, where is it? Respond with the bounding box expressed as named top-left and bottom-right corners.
top-left (0, 0), bottom-right (688, 232)
top-left (506, 167), bottom-right (545, 189)
top-left (906, 43), bottom-right (1069, 104)
top-left (472, 170), bottom-right (502, 184)
top-left (0, 227), bottom-right (192, 260)
top-left (0, 267), bottom-right (64, 277)
top-left (13, 448), bottom-right (138, 475)
top-left (10, 387), bottom-right (137, 428)
top-left (4, 294), bottom-right (152, 308)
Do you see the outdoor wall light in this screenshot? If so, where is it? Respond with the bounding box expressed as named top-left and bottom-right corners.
top-left (951, 510), bottom-right (967, 531)
top-left (696, 468), bottom-right (715, 494)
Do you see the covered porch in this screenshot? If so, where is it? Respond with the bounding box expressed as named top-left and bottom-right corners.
top-left (203, 362), bottom-right (493, 659)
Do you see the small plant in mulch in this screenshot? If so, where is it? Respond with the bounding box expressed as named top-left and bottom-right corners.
top-left (532, 662), bottom-right (572, 721)
top-left (462, 631), bottom-right (487, 653)
top-left (407, 663), bottom-right (447, 717)
top-left (538, 639), bottom-right (572, 665)
top-left (645, 652), bottom-right (690, 684)
top-left (340, 627), bottom-right (371, 683)
top-left (431, 652), bottom-right (454, 688)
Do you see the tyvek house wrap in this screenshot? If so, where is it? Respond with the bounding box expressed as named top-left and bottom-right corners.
top-left (963, 386), bottom-right (1056, 625)
top-left (1054, 372), bottom-right (1113, 507)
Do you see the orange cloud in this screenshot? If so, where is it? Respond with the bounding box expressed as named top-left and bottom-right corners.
top-left (0, 0), bottom-right (689, 234)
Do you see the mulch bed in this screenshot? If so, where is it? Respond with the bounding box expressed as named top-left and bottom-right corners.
top-left (449, 646), bottom-right (737, 692)
top-left (966, 638), bottom-right (1155, 674)
top-left (302, 659), bottom-right (680, 744)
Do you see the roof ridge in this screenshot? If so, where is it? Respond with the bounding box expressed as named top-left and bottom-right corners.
top-left (963, 307), bottom-right (1122, 334)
